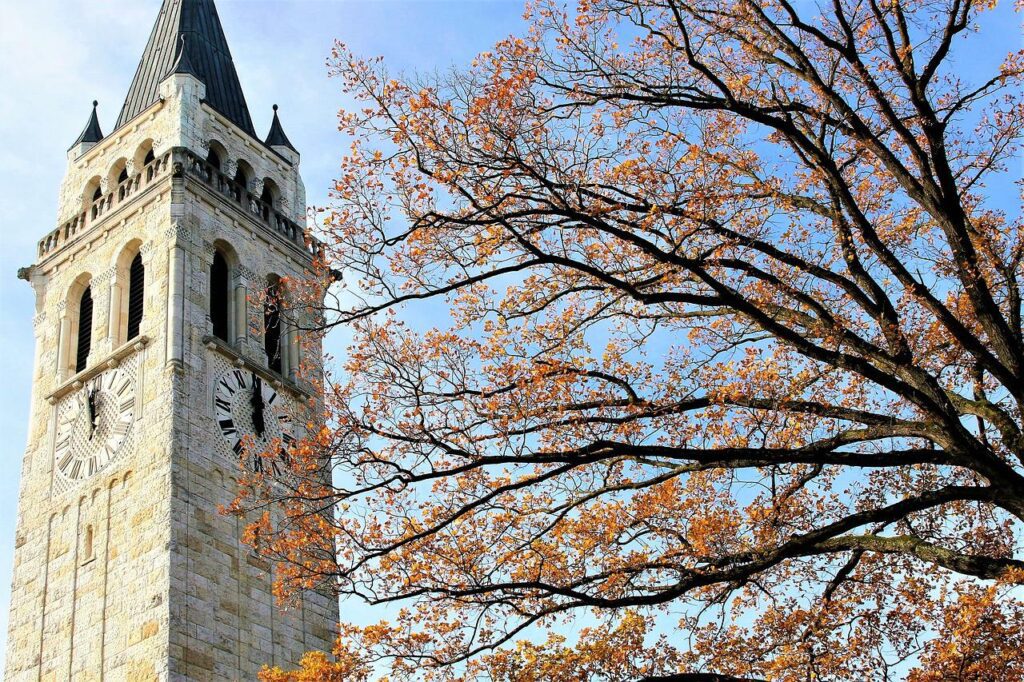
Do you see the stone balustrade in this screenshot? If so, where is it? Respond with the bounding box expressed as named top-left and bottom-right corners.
top-left (38, 152), bottom-right (172, 259)
top-left (37, 149), bottom-right (324, 261)
top-left (181, 150), bottom-right (321, 259)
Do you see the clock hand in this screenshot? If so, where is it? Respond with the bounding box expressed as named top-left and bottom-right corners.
top-left (250, 374), bottom-right (266, 439)
top-left (87, 387), bottom-right (98, 440)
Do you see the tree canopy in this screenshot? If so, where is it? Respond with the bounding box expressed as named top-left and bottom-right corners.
top-left (249, 0), bottom-right (1024, 679)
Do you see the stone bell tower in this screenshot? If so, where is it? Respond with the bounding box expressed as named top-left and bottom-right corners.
top-left (5, 0), bottom-right (338, 678)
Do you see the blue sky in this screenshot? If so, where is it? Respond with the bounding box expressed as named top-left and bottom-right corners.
top-left (0, 0), bottom-right (1020, 670)
top-left (0, 0), bottom-right (526, 662)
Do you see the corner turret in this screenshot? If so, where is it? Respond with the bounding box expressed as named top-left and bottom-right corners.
top-left (69, 101), bottom-right (103, 159)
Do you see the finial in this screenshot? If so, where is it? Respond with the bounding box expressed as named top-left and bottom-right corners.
top-left (273, 104), bottom-right (279, 113)
top-left (93, 100), bottom-right (99, 109)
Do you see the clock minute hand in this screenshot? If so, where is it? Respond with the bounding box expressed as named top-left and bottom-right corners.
top-left (250, 375), bottom-right (266, 439)
top-left (86, 388), bottom-right (98, 440)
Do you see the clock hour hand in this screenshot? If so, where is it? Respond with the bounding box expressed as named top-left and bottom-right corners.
top-left (250, 374), bottom-right (266, 439)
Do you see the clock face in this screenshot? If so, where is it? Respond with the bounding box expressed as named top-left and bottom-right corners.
top-left (54, 369), bottom-right (136, 483)
top-left (214, 369), bottom-right (294, 473)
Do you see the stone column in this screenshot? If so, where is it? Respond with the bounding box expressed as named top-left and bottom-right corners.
top-left (167, 245), bottom-right (185, 369)
top-left (57, 311), bottom-right (71, 380)
top-left (287, 322), bottom-right (299, 381)
top-left (233, 283), bottom-right (247, 346)
top-left (108, 281), bottom-right (123, 348)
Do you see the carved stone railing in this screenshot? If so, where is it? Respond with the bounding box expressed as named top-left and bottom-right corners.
top-left (181, 149), bottom-right (322, 259)
top-left (37, 148), bottom-right (324, 262)
top-left (38, 152), bottom-right (172, 259)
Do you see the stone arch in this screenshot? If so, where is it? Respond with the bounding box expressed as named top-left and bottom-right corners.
top-left (83, 175), bottom-right (104, 212)
top-left (206, 139), bottom-right (228, 171)
top-left (106, 157), bottom-right (129, 189)
top-left (133, 139), bottom-right (155, 170)
top-left (60, 272), bottom-right (93, 377)
top-left (260, 177), bottom-right (280, 208)
top-left (109, 239), bottom-right (146, 345)
top-left (231, 159), bottom-right (254, 205)
top-left (210, 239), bottom-right (245, 344)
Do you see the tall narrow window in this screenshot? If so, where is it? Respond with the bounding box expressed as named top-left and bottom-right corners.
top-left (264, 284), bottom-right (282, 374)
top-left (126, 253), bottom-right (145, 341)
top-left (143, 149), bottom-right (155, 166)
top-left (76, 287), bottom-right (93, 373)
top-left (207, 149), bottom-right (222, 170)
top-left (210, 251), bottom-right (230, 342)
top-left (83, 525), bottom-right (95, 563)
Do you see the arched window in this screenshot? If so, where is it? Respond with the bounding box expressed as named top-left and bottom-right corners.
top-left (126, 253), bottom-right (145, 341)
top-left (144, 149), bottom-right (155, 166)
top-left (232, 160), bottom-right (253, 203)
top-left (233, 168), bottom-right (248, 202)
top-left (264, 280), bottom-right (283, 374)
top-left (207, 149), bottom-right (222, 170)
top-left (92, 186), bottom-right (103, 203)
top-left (76, 286), bottom-right (93, 373)
top-left (210, 251), bottom-right (231, 342)
top-left (118, 167), bottom-right (129, 184)
top-left (259, 179), bottom-right (280, 221)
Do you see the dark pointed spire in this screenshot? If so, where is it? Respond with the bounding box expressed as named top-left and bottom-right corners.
top-left (265, 105), bottom-right (297, 152)
top-left (115, 0), bottom-right (256, 136)
top-left (71, 101), bottom-right (104, 150)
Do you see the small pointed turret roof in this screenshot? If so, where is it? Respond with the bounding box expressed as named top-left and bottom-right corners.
top-left (265, 105), bottom-right (297, 152)
top-left (71, 101), bottom-right (104, 149)
top-left (169, 34), bottom-right (200, 78)
top-left (115, 0), bottom-right (256, 136)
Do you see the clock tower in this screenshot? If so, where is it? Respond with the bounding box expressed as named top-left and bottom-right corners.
top-left (6, 0), bottom-right (338, 679)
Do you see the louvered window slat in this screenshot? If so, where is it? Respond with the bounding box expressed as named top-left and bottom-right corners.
top-left (126, 254), bottom-right (145, 341)
top-left (76, 287), bottom-right (93, 373)
top-left (264, 285), bottom-right (282, 374)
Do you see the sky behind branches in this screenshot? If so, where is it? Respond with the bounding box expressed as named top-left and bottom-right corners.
top-left (0, 0), bottom-right (525, 662)
top-left (0, 0), bottom-right (1020, 669)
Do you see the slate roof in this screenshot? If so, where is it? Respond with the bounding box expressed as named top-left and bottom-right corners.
top-left (71, 101), bottom-right (104, 149)
top-left (265, 105), bottom-right (297, 152)
top-left (115, 0), bottom-right (256, 137)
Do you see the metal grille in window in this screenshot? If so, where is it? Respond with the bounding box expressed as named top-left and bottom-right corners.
top-left (127, 253), bottom-right (145, 341)
top-left (76, 287), bottom-right (93, 373)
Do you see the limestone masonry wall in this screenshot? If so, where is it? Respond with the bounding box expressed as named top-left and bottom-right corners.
top-left (7, 69), bottom-right (337, 681)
